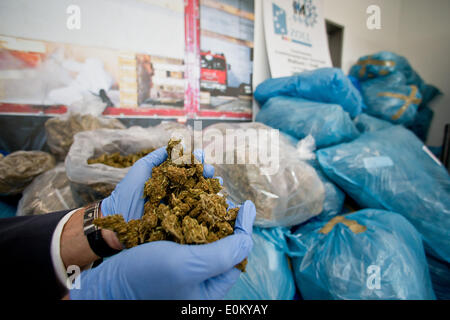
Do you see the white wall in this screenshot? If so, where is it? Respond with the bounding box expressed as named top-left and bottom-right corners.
top-left (396, 0), bottom-right (450, 146)
top-left (323, 0), bottom-right (402, 73)
top-left (323, 0), bottom-right (450, 146)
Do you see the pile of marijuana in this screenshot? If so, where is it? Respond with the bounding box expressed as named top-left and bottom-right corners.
top-left (87, 148), bottom-right (155, 168)
top-left (94, 139), bottom-right (247, 271)
top-left (0, 151), bottom-right (56, 195)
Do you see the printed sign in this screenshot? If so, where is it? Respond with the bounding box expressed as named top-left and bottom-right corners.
top-left (263, 0), bottom-right (332, 77)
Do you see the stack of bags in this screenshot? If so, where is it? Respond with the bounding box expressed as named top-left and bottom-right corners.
top-left (235, 63), bottom-right (448, 300)
top-left (4, 121), bottom-right (195, 217)
top-left (255, 68), bottom-right (361, 148)
top-left (202, 122), bottom-right (325, 300)
top-left (0, 96), bottom-right (125, 216)
top-left (316, 125), bottom-right (449, 300)
top-left (223, 69), bottom-right (359, 300)
top-left (349, 51), bottom-right (441, 141)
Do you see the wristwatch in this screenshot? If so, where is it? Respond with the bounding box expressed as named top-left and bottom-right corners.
top-left (83, 201), bottom-right (121, 258)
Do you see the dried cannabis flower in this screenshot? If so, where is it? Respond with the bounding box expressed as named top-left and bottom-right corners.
top-left (94, 139), bottom-right (247, 271)
top-left (87, 148), bottom-right (155, 168)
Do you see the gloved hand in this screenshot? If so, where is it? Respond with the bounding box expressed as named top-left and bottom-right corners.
top-left (101, 147), bottom-right (216, 221)
top-left (70, 200), bottom-right (256, 300)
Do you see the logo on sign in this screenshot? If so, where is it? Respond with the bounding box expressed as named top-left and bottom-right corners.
top-left (273, 3), bottom-right (288, 35)
top-left (293, 0), bottom-right (318, 27)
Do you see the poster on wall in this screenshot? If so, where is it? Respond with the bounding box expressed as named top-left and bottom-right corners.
top-left (263, 0), bottom-right (332, 77)
top-left (0, 36), bottom-right (119, 114)
top-left (0, 36), bottom-right (187, 118)
top-left (0, 0), bottom-right (187, 118)
top-left (0, 0), bottom-right (254, 120)
top-left (198, 0), bottom-right (254, 119)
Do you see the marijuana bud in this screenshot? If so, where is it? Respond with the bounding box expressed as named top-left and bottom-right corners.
top-left (94, 139), bottom-right (247, 271)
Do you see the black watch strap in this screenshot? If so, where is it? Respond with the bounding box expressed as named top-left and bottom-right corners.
top-left (83, 201), bottom-right (121, 258)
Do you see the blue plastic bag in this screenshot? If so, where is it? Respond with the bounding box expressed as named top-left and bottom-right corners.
top-left (225, 227), bottom-right (296, 300)
top-left (255, 68), bottom-right (363, 118)
top-left (360, 73), bottom-right (421, 125)
top-left (420, 84), bottom-right (441, 106)
top-left (288, 209), bottom-right (436, 300)
top-left (256, 96), bottom-right (360, 148)
top-left (349, 51), bottom-right (400, 81)
top-left (0, 197), bottom-right (17, 218)
top-left (317, 125), bottom-right (450, 263)
top-left (408, 105), bottom-right (434, 142)
top-left (348, 75), bottom-right (363, 94)
top-left (349, 51), bottom-right (424, 89)
top-left (426, 255), bottom-right (450, 300)
top-left (364, 71), bottom-right (408, 87)
top-left (308, 160), bottom-right (345, 220)
top-left (349, 51), bottom-right (440, 102)
top-left (353, 113), bottom-right (392, 134)
top-left (348, 75), bottom-right (368, 111)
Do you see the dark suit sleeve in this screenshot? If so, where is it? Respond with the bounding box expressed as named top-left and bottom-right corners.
top-left (0, 210), bottom-right (73, 299)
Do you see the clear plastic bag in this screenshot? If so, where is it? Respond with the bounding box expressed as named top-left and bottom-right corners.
top-left (288, 209), bottom-right (436, 300)
top-left (203, 122), bottom-right (325, 228)
top-left (256, 96), bottom-right (360, 149)
top-left (65, 124), bottom-right (192, 206)
top-left (45, 113), bottom-right (125, 161)
top-left (317, 125), bottom-right (450, 263)
top-left (17, 163), bottom-right (77, 216)
top-left (225, 227), bottom-right (296, 300)
top-left (0, 151), bottom-right (56, 195)
top-left (280, 134), bottom-right (345, 221)
top-left (307, 160), bottom-right (345, 221)
top-left (293, 135), bottom-right (345, 220)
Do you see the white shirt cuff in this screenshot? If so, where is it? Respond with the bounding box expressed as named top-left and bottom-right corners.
top-left (50, 209), bottom-right (79, 289)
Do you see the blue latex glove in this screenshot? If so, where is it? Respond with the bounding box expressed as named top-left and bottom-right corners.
top-left (70, 200), bottom-right (256, 300)
top-left (101, 147), bottom-right (216, 221)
